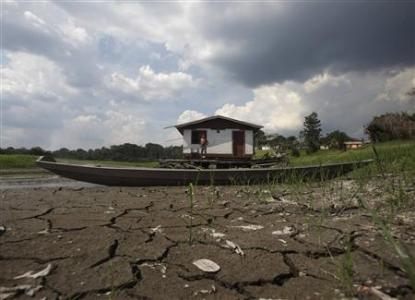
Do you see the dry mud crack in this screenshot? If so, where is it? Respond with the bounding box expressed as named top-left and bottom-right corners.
top-left (1, 182), bottom-right (414, 299)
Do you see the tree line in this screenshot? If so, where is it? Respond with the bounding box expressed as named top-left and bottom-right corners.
top-left (2, 112), bottom-right (413, 161)
top-left (256, 111), bottom-right (415, 156)
top-left (365, 112), bottom-right (415, 142)
top-left (0, 143), bottom-right (183, 161)
top-left (255, 111), bottom-right (353, 155)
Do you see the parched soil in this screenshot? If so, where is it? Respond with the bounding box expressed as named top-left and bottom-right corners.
top-left (0, 179), bottom-right (414, 299)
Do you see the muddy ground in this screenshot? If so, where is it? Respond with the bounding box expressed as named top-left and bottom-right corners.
top-left (0, 178), bottom-right (414, 299)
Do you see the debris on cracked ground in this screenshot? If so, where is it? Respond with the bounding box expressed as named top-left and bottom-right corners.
top-left (272, 226), bottom-right (295, 236)
top-left (277, 238), bottom-right (287, 245)
top-left (2, 182), bottom-right (414, 299)
top-left (230, 224), bottom-right (264, 231)
top-left (201, 227), bottom-right (226, 240)
top-left (14, 264), bottom-right (53, 279)
top-left (192, 259), bottom-right (221, 273)
top-left (193, 285), bottom-right (217, 296)
top-left (151, 225), bottom-right (163, 233)
top-left (0, 285), bottom-right (43, 299)
top-left (357, 285), bottom-right (397, 300)
top-left (224, 240), bottom-right (244, 256)
top-left (37, 228), bottom-right (50, 235)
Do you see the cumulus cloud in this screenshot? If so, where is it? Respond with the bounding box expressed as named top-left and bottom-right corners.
top-left (58, 19), bottom-right (90, 47)
top-left (108, 65), bottom-right (197, 100)
top-left (50, 111), bottom-right (147, 149)
top-left (2, 1), bottom-right (414, 150)
top-left (8, 2), bottom-right (415, 87)
top-left (24, 11), bottom-right (46, 27)
top-left (304, 73), bottom-right (350, 93)
top-left (2, 51), bottom-right (77, 100)
top-left (215, 68), bottom-right (415, 138)
top-left (376, 68), bottom-right (415, 103)
top-left (59, 2), bottom-right (410, 86)
top-left (1, 51), bottom-right (77, 147)
top-left (216, 84), bottom-right (305, 133)
top-left (176, 110), bottom-right (207, 124)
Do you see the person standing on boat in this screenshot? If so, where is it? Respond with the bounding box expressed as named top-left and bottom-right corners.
top-left (200, 133), bottom-right (208, 158)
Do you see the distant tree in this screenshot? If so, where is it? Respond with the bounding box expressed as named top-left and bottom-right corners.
top-left (53, 148), bottom-right (71, 158)
top-left (4, 142), bottom-right (183, 161)
top-left (4, 147), bottom-right (15, 154)
top-left (164, 146), bottom-right (183, 159)
top-left (302, 112), bottom-right (322, 153)
top-left (282, 136), bottom-right (299, 156)
top-left (290, 145), bottom-right (300, 157)
top-left (268, 134), bottom-right (286, 150)
top-left (365, 112), bottom-right (415, 142)
top-left (75, 149), bottom-right (88, 159)
top-left (29, 147), bottom-right (47, 156)
top-left (254, 130), bottom-right (267, 147)
top-left (321, 130), bottom-right (352, 150)
top-left (286, 136), bottom-right (297, 143)
top-left (145, 143), bottom-right (165, 159)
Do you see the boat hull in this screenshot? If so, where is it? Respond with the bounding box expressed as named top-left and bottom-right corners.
top-left (36, 156), bottom-right (373, 187)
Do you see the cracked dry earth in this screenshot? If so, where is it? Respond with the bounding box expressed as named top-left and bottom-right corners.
top-left (0, 180), bottom-right (414, 299)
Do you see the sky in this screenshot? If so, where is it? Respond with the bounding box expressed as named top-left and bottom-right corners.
top-left (1, 1), bottom-right (414, 150)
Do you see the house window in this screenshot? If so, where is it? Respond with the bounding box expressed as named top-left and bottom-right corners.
top-left (191, 130), bottom-right (207, 144)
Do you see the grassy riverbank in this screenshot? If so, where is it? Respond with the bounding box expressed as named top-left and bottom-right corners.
top-left (1, 140), bottom-right (414, 173)
top-left (290, 140), bottom-right (414, 167)
top-left (0, 154), bottom-right (39, 169)
top-left (256, 140), bottom-right (415, 173)
top-left (0, 155), bottom-right (159, 170)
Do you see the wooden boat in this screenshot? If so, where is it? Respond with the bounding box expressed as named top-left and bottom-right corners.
top-left (36, 156), bottom-right (373, 187)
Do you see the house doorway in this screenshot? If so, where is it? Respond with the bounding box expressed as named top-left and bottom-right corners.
top-left (232, 131), bottom-right (245, 158)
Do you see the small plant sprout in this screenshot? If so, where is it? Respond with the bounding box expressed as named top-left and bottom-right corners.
top-left (338, 234), bottom-right (355, 296)
top-left (371, 210), bottom-right (415, 290)
top-left (208, 171), bottom-right (216, 207)
top-left (188, 182), bottom-right (195, 245)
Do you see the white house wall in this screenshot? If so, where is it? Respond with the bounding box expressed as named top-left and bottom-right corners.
top-left (182, 129), bottom-right (254, 155)
top-left (245, 130), bottom-right (253, 154)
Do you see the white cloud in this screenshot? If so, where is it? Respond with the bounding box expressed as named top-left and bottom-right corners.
top-left (59, 19), bottom-right (90, 47)
top-left (3, 2), bottom-right (414, 150)
top-left (2, 51), bottom-right (78, 101)
top-left (47, 3), bottom-right (237, 71)
top-left (376, 67), bottom-right (415, 102)
top-left (50, 111), bottom-right (147, 149)
top-left (24, 11), bottom-right (46, 27)
top-left (216, 84), bottom-right (305, 133)
top-left (177, 110), bottom-right (207, 124)
top-left (108, 65), bottom-right (197, 100)
top-left (215, 68), bottom-right (415, 138)
top-left (304, 72), bottom-right (350, 93)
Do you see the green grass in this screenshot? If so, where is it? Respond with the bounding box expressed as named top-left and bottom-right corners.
top-left (290, 141), bottom-right (414, 167)
top-left (0, 154), bottom-right (159, 169)
top-left (0, 154), bottom-right (38, 169)
top-left (254, 141), bottom-right (415, 181)
top-left (256, 141), bottom-right (415, 173)
top-left (255, 149), bottom-right (278, 159)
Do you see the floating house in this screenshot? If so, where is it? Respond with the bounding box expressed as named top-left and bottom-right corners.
top-left (174, 115), bottom-right (263, 160)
